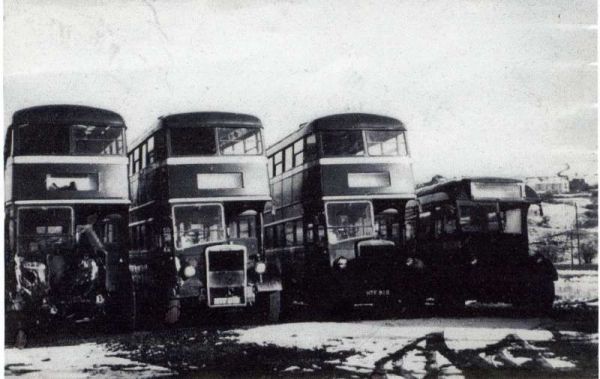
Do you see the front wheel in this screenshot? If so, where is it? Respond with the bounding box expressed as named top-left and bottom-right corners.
top-left (255, 291), bottom-right (281, 323)
top-left (513, 279), bottom-right (555, 315)
top-left (532, 280), bottom-right (555, 314)
top-left (105, 289), bottom-right (137, 332)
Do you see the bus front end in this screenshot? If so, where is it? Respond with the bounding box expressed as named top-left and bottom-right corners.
top-left (314, 117), bottom-right (420, 309)
top-left (417, 178), bottom-right (557, 312)
top-left (159, 114), bottom-right (281, 323)
top-left (170, 198), bottom-right (277, 317)
top-left (5, 106), bottom-right (134, 346)
top-left (459, 179), bottom-right (557, 309)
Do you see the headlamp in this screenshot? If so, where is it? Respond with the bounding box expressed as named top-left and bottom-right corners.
top-left (335, 257), bottom-right (348, 269)
top-left (183, 265), bottom-right (196, 278)
top-left (255, 262), bottom-right (267, 274)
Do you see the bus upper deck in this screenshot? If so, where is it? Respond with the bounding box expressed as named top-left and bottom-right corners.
top-left (5, 105), bottom-right (129, 204)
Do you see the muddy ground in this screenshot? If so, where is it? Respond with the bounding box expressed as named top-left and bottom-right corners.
top-left (5, 301), bottom-right (598, 378)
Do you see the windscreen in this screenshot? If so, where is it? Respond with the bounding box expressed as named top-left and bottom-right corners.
top-left (18, 207), bottom-right (73, 256)
top-left (326, 201), bottom-right (375, 243)
top-left (173, 204), bottom-right (225, 249)
top-left (459, 204), bottom-right (523, 234)
top-left (17, 124), bottom-right (124, 155)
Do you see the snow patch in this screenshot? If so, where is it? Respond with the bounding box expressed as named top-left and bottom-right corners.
top-left (229, 318), bottom-right (557, 372)
top-left (556, 269), bottom-right (598, 302)
top-left (5, 343), bottom-right (173, 378)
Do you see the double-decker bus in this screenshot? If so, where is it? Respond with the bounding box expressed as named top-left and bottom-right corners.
top-left (4, 105), bottom-right (134, 346)
top-left (264, 113), bottom-right (420, 313)
top-left (128, 112), bottom-right (280, 324)
top-left (416, 177), bottom-right (557, 311)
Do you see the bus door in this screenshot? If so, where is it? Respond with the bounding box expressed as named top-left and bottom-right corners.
top-left (97, 214), bottom-right (129, 292)
top-left (303, 213), bottom-right (329, 296)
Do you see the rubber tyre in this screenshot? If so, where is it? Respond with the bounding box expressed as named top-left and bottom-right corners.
top-left (534, 280), bottom-right (555, 315)
top-left (255, 291), bottom-right (281, 323)
top-left (438, 292), bottom-right (466, 315)
top-left (105, 288), bottom-right (137, 332)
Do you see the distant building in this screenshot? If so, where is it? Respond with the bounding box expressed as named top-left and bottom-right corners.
top-left (525, 176), bottom-right (569, 194)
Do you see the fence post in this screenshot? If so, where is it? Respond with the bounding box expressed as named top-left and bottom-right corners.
top-left (574, 202), bottom-right (581, 265)
top-left (569, 232), bottom-right (574, 269)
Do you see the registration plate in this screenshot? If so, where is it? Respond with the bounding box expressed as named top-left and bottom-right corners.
top-left (365, 289), bottom-right (390, 297)
top-left (214, 296), bottom-right (241, 305)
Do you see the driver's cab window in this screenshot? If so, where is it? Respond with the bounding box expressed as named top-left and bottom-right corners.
top-left (227, 209), bottom-right (258, 239)
top-left (374, 208), bottom-right (400, 243)
top-left (443, 205), bottom-right (457, 234)
top-left (433, 204), bottom-right (457, 238)
top-left (97, 215), bottom-right (125, 245)
top-left (404, 200), bottom-right (419, 243)
top-left (501, 207), bottom-right (523, 234)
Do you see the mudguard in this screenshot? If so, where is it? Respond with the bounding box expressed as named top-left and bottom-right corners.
top-left (528, 254), bottom-right (558, 281)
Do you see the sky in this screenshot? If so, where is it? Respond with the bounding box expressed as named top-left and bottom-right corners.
top-left (4, 0), bottom-right (597, 183)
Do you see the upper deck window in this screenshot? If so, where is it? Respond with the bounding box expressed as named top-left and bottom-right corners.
top-left (217, 127), bottom-right (263, 155)
top-left (72, 125), bottom-right (125, 155)
top-left (321, 130), bottom-right (365, 157)
top-left (366, 130), bottom-right (407, 156)
top-left (169, 127), bottom-right (263, 156)
top-left (147, 136), bottom-right (156, 164)
top-left (273, 151), bottom-right (283, 176)
top-left (170, 127), bottom-right (217, 156)
top-left (17, 124), bottom-right (124, 156)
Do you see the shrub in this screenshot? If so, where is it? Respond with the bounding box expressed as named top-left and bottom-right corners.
top-left (581, 241), bottom-right (598, 264)
top-left (532, 238), bottom-right (565, 263)
top-left (580, 217), bottom-right (598, 228)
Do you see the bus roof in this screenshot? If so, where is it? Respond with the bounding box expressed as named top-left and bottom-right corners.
top-left (309, 113), bottom-right (405, 131)
top-left (417, 177), bottom-right (521, 196)
top-left (417, 177), bottom-right (540, 204)
top-left (267, 113), bottom-right (405, 155)
top-left (160, 112), bottom-right (262, 129)
top-left (129, 111), bottom-right (263, 151)
top-left (11, 105), bottom-right (126, 128)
